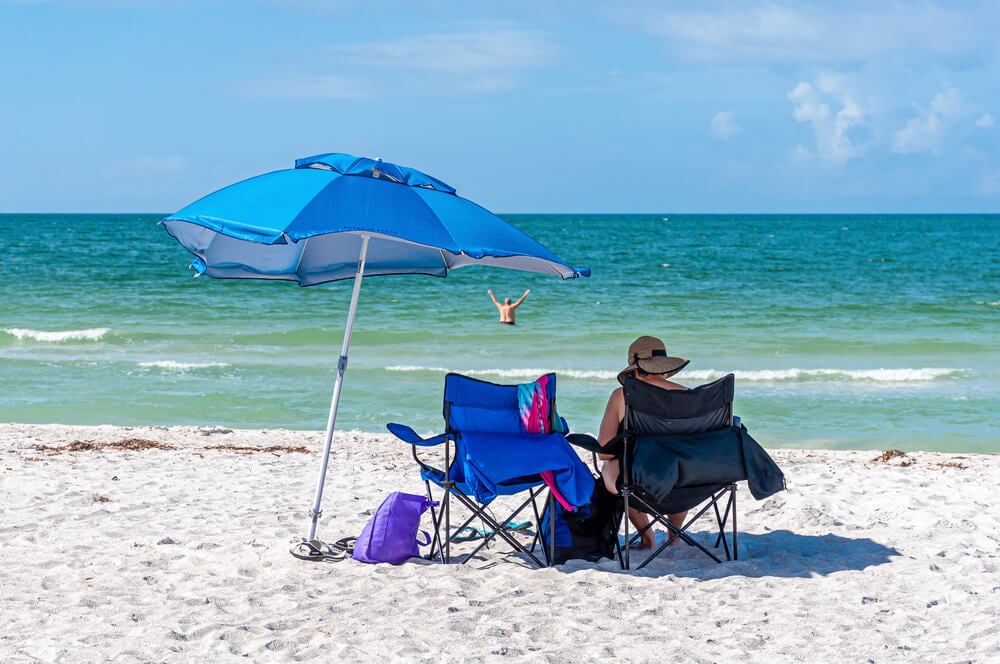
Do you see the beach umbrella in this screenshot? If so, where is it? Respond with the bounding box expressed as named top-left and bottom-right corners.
top-left (161, 152), bottom-right (589, 543)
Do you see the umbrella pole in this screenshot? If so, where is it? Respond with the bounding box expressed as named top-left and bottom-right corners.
top-left (307, 235), bottom-right (370, 541)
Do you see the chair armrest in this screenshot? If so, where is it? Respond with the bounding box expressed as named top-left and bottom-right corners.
top-left (565, 433), bottom-right (602, 453)
top-left (386, 423), bottom-right (448, 447)
top-left (565, 433), bottom-right (612, 477)
top-left (567, 432), bottom-right (627, 457)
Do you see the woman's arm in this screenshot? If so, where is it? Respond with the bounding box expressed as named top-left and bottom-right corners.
top-left (596, 387), bottom-right (625, 460)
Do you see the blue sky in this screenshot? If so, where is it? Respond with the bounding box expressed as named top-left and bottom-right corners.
top-left (1, 0), bottom-right (998, 213)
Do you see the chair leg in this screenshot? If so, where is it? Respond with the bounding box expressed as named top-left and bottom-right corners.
top-left (522, 485), bottom-right (554, 566)
top-left (428, 481), bottom-right (479, 564)
top-left (443, 480), bottom-right (454, 564)
top-left (621, 487), bottom-right (631, 570)
top-left (617, 485), bottom-right (740, 569)
top-left (712, 498), bottom-right (727, 558)
top-left (424, 481), bottom-right (445, 563)
top-left (707, 484), bottom-right (739, 562)
top-left (713, 487), bottom-right (732, 561)
top-left (519, 486), bottom-right (548, 565)
top-left (632, 494), bottom-right (724, 568)
top-left (425, 484), bottom-right (569, 569)
top-left (732, 485), bottom-right (738, 561)
top-left (489, 489), bottom-right (548, 568)
top-left (549, 491), bottom-right (556, 567)
top-left (449, 487), bottom-right (548, 568)
top-left (425, 481), bottom-right (481, 564)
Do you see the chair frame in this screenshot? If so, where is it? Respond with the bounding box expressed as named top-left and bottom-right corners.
top-left (615, 374), bottom-right (740, 569)
top-left (410, 430), bottom-right (557, 567)
top-left (392, 373), bottom-right (570, 567)
top-left (620, 471), bottom-right (737, 569)
top-left (573, 440), bottom-right (737, 569)
top-left (569, 374), bottom-right (739, 569)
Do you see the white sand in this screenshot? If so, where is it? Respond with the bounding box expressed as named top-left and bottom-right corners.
top-left (1, 423), bottom-right (998, 663)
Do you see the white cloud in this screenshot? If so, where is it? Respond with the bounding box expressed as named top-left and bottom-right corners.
top-left (628, 3), bottom-right (996, 66)
top-left (892, 85), bottom-right (968, 154)
top-left (787, 75), bottom-right (866, 164)
top-left (236, 27), bottom-right (558, 99)
top-left (710, 111), bottom-right (740, 139)
top-left (976, 113), bottom-right (995, 128)
top-left (640, 5), bottom-right (819, 62)
top-left (328, 29), bottom-right (557, 73)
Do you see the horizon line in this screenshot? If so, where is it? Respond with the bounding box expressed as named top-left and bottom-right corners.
top-left (1, 210), bottom-right (999, 216)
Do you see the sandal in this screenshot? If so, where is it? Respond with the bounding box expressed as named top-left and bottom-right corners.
top-left (451, 521), bottom-right (531, 543)
top-left (332, 536), bottom-right (356, 554)
top-left (290, 538), bottom-right (352, 562)
top-left (504, 521), bottom-right (531, 532)
top-left (450, 526), bottom-right (484, 543)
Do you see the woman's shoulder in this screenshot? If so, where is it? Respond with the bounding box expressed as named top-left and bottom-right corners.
top-left (605, 386), bottom-right (625, 407)
top-left (658, 379), bottom-right (688, 391)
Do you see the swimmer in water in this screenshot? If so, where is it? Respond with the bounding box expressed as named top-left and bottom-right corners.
top-left (487, 288), bottom-right (530, 325)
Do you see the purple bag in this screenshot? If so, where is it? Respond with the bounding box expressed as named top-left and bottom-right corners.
top-left (352, 492), bottom-right (437, 564)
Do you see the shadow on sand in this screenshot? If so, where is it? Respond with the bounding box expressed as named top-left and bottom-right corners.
top-left (552, 529), bottom-right (901, 580)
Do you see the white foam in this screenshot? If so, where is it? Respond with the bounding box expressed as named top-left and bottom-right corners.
top-left (3, 327), bottom-right (110, 342)
top-left (723, 367), bottom-right (962, 383)
top-left (138, 360), bottom-right (230, 370)
top-left (385, 365), bottom-right (616, 380)
top-left (386, 365), bottom-right (962, 383)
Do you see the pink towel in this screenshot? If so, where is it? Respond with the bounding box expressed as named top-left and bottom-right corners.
top-left (518, 374), bottom-right (549, 434)
top-left (518, 375), bottom-right (574, 511)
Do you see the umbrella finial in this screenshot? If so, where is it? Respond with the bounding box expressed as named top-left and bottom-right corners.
top-left (373, 157), bottom-right (383, 179)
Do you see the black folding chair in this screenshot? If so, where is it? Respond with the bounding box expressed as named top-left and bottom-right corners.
top-left (571, 374), bottom-right (785, 570)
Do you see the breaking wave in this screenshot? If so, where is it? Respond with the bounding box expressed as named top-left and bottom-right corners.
top-left (386, 365), bottom-right (965, 383)
top-left (137, 360), bottom-right (230, 370)
top-left (2, 327), bottom-right (110, 342)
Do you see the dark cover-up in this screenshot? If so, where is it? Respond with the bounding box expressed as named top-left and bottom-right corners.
top-left (630, 424), bottom-right (785, 514)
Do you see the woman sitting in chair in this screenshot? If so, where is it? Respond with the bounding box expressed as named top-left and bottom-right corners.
top-left (598, 335), bottom-right (691, 550)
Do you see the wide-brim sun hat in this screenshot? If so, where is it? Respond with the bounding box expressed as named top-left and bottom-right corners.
top-left (617, 335), bottom-right (689, 385)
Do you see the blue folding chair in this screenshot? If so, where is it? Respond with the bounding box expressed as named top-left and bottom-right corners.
top-left (388, 372), bottom-right (594, 566)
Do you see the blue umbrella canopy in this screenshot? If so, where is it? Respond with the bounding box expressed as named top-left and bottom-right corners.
top-left (162, 153), bottom-right (589, 549)
top-left (163, 152), bottom-right (588, 285)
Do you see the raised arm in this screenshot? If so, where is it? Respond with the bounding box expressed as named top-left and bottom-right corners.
top-left (513, 288), bottom-right (531, 307)
top-left (487, 289), bottom-right (500, 307)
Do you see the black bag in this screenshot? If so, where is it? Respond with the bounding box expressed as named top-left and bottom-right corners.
top-left (541, 477), bottom-right (621, 564)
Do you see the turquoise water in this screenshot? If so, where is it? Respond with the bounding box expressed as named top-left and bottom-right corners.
top-left (1, 213), bottom-right (997, 453)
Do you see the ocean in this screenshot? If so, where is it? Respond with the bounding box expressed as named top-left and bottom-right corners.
top-left (1, 213), bottom-right (997, 453)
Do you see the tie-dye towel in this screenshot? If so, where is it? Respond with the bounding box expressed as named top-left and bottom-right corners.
top-left (518, 375), bottom-right (574, 511)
